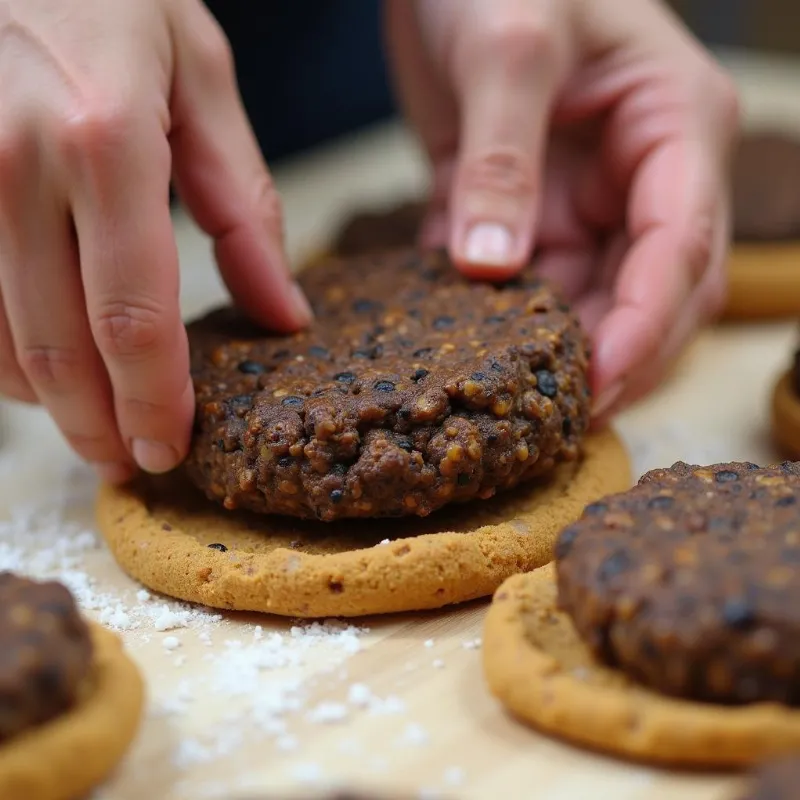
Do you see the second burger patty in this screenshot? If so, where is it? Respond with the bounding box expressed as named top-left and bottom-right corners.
top-left (185, 249), bottom-right (591, 521)
top-left (556, 460), bottom-right (800, 705)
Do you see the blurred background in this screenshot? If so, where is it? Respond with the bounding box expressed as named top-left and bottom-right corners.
top-left (204, 0), bottom-right (800, 165)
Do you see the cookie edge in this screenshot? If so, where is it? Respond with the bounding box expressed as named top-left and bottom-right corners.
top-left (0, 622), bottom-right (144, 800)
top-left (482, 565), bottom-right (800, 767)
top-left (95, 429), bottom-right (630, 618)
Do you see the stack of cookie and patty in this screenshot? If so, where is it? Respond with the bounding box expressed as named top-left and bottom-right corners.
top-left (97, 234), bottom-right (629, 617)
top-left (0, 572), bottom-right (142, 799)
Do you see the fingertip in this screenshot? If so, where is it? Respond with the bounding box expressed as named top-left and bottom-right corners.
top-left (449, 222), bottom-right (528, 281)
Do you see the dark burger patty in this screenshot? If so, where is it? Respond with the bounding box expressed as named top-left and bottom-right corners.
top-left (185, 248), bottom-right (591, 521)
top-left (739, 756), bottom-right (800, 800)
top-left (733, 132), bottom-right (800, 242)
top-left (0, 572), bottom-right (94, 741)
top-left (331, 200), bottom-right (425, 256)
top-left (555, 460), bottom-right (800, 705)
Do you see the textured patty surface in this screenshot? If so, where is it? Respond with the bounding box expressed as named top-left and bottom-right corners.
top-left (0, 572), bottom-right (93, 741)
top-left (555, 460), bottom-right (800, 705)
top-left (739, 757), bottom-right (800, 800)
top-left (332, 200), bottom-right (424, 256)
top-left (185, 249), bottom-right (591, 521)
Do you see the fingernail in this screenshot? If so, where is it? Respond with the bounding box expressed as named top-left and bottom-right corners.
top-left (591, 380), bottom-right (625, 419)
top-left (93, 462), bottom-right (134, 485)
top-left (132, 439), bottom-right (180, 474)
top-left (463, 222), bottom-right (514, 266)
top-left (290, 282), bottom-right (314, 326)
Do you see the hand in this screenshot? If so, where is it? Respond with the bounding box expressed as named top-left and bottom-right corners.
top-left (384, 0), bottom-right (740, 422)
top-left (0, 0), bottom-right (311, 481)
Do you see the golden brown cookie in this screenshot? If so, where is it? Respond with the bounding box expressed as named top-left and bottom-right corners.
top-left (723, 244), bottom-right (800, 320)
top-left (771, 369), bottom-right (800, 459)
top-left (96, 429), bottom-right (629, 618)
top-left (0, 622), bottom-right (144, 800)
top-left (482, 564), bottom-right (800, 768)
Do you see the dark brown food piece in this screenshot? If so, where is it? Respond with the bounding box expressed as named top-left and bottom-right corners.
top-left (555, 460), bottom-right (800, 705)
top-left (186, 248), bottom-right (590, 521)
top-left (332, 200), bottom-right (425, 256)
top-left (739, 756), bottom-right (800, 800)
top-left (733, 132), bottom-right (800, 241)
top-left (792, 345), bottom-right (800, 398)
top-left (0, 572), bottom-right (93, 740)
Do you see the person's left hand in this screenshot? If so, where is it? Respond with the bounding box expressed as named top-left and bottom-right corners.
top-left (384, 0), bottom-right (740, 423)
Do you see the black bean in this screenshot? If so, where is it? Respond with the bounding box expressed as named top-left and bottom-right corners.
top-left (487, 433), bottom-right (499, 444)
top-left (281, 396), bottom-right (304, 408)
top-left (554, 527), bottom-right (579, 560)
top-left (597, 549), bottom-right (632, 581)
top-left (715, 470), bottom-right (740, 483)
top-left (721, 597), bottom-right (756, 629)
top-left (207, 543), bottom-right (228, 552)
top-left (411, 369), bottom-right (429, 383)
top-left (237, 360), bottom-right (265, 375)
top-left (352, 349), bottom-right (373, 359)
top-left (777, 495), bottom-right (797, 507)
top-left (334, 372), bottom-right (356, 385)
top-left (278, 456), bottom-right (294, 468)
top-left (331, 463), bottom-right (348, 476)
top-left (413, 347), bottom-right (434, 358)
top-left (491, 361), bottom-right (503, 372)
top-left (396, 438), bottom-right (414, 452)
top-left (485, 315), bottom-right (506, 324)
top-left (230, 395), bottom-right (253, 407)
top-left (647, 495), bottom-right (675, 509)
top-left (273, 349), bottom-right (290, 360)
top-left (308, 346), bottom-right (329, 358)
top-left (433, 315), bottom-right (455, 330)
top-left (470, 371), bottom-right (486, 381)
top-left (374, 380), bottom-right (395, 392)
top-left (330, 489), bottom-right (344, 504)
top-left (535, 369), bottom-right (558, 398)
top-left (352, 299), bottom-right (382, 313)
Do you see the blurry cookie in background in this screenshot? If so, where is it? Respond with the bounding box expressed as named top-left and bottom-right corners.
top-left (725, 131), bottom-right (800, 320)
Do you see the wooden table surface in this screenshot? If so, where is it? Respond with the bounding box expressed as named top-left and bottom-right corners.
top-left (1, 48), bottom-right (800, 800)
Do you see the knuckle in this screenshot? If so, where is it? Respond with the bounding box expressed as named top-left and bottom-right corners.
top-left (92, 300), bottom-right (167, 360)
top-left (476, 15), bottom-right (558, 74)
top-left (17, 345), bottom-right (81, 391)
top-left (190, 14), bottom-right (236, 84)
top-left (57, 96), bottom-right (134, 156)
top-left (460, 147), bottom-right (537, 199)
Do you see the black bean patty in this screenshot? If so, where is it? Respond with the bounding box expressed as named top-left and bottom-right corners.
top-left (739, 756), bottom-right (800, 800)
top-left (555, 460), bottom-right (800, 705)
top-left (185, 248), bottom-right (591, 521)
top-left (733, 132), bottom-right (800, 241)
top-left (0, 572), bottom-right (94, 741)
top-left (332, 200), bottom-right (425, 256)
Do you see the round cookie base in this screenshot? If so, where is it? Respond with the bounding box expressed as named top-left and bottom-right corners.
top-left (482, 564), bottom-right (800, 768)
top-left (771, 370), bottom-right (800, 459)
top-left (96, 429), bottom-right (630, 618)
top-left (723, 243), bottom-right (800, 320)
top-left (0, 622), bottom-right (144, 800)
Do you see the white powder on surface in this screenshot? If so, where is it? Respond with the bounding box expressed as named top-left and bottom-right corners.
top-left (432, 659), bottom-right (445, 669)
top-left (162, 636), bottom-right (181, 651)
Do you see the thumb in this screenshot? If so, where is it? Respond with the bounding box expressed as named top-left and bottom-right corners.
top-left (168, 3), bottom-right (312, 332)
top-left (447, 2), bottom-right (570, 279)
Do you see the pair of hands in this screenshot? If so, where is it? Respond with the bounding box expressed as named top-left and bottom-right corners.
top-left (0, 0), bottom-right (738, 482)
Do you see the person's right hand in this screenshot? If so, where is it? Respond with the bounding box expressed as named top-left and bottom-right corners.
top-left (0, 0), bottom-right (311, 482)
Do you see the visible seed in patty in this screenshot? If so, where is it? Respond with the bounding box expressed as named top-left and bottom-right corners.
top-left (237, 360), bottom-right (265, 374)
top-left (281, 396), bottom-right (304, 408)
top-left (722, 597), bottom-right (757, 629)
top-left (207, 542), bottom-right (228, 552)
top-left (433, 315), bottom-right (455, 330)
top-left (330, 489), bottom-right (344, 504)
top-left (333, 372), bottom-right (357, 385)
top-left (374, 380), bottom-right (395, 392)
top-left (411, 369), bottom-right (429, 382)
top-left (535, 369), bottom-right (558, 398)
top-left (715, 470), bottom-right (740, 482)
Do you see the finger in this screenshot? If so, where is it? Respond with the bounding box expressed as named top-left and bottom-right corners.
top-left (0, 288), bottom-right (36, 404)
top-left (591, 132), bottom-right (726, 403)
top-left (0, 124), bottom-right (132, 479)
top-left (446, 0), bottom-right (571, 278)
top-left (533, 248), bottom-right (597, 302)
top-left (169, 2), bottom-right (311, 332)
top-left (384, 0), bottom-right (459, 251)
top-left (63, 107), bottom-right (193, 475)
